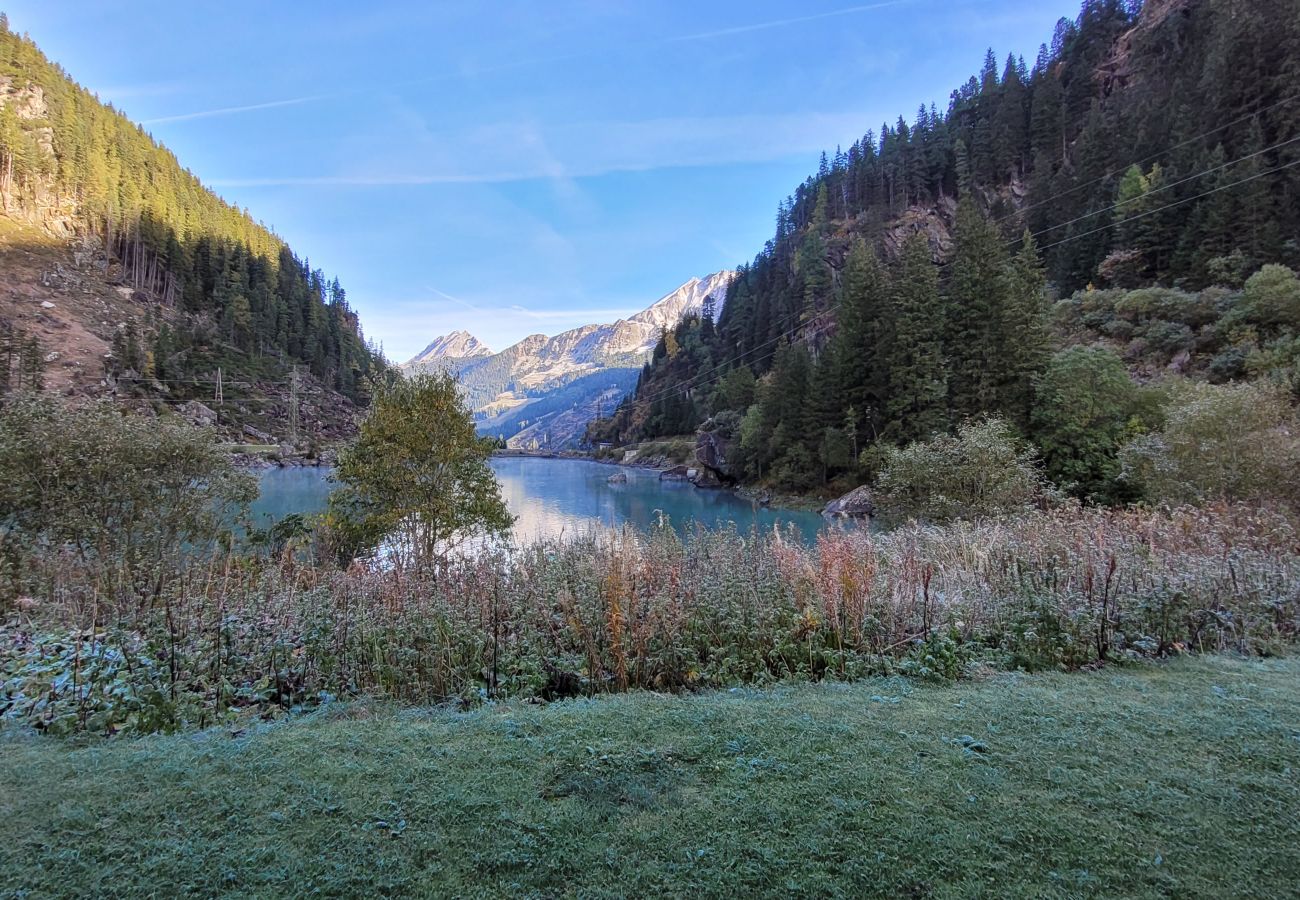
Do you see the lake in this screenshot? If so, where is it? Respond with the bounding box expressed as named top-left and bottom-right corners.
top-left (249, 456), bottom-right (834, 543)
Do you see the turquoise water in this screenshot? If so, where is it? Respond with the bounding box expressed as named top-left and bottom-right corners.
top-left (248, 467), bottom-right (336, 528)
top-left (250, 457), bottom-right (833, 543)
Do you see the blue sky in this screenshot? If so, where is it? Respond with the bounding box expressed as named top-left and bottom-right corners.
top-left (5, 1), bottom-right (1073, 360)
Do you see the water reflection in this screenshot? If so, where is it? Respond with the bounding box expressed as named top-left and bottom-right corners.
top-left (490, 456), bottom-right (830, 543)
top-left (250, 457), bottom-right (835, 544)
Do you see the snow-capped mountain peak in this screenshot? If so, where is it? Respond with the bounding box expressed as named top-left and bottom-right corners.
top-left (405, 330), bottom-right (492, 367)
top-left (627, 271), bottom-right (733, 333)
top-left (401, 270), bottom-right (735, 448)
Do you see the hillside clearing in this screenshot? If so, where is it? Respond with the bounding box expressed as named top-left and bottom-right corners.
top-left (2, 656), bottom-right (1297, 898)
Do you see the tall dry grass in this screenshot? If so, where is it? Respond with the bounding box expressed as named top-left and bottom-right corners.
top-left (4, 503), bottom-right (1297, 733)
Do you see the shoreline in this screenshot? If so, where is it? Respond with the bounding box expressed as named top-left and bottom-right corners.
top-left (492, 449), bottom-right (833, 517)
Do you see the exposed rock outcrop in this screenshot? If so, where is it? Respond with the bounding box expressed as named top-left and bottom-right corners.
top-left (821, 485), bottom-right (875, 520)
top-left (181, 400), bottom-right (218, 428)
top-left (0, 77), bottom-right (78, 237)
top-left (688, 468), bottom-right (724, 489)
top-left (879, 197), bottom-right (957, 263)
top-left (243, 424), bottom-right (275, 443)
top-left (694, 427), bottom-right (735, 482)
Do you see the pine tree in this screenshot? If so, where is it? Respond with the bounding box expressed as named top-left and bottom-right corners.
top-left (833, 238), bottom-right (888, 432)
top-left (946, 198), bottom-right (1007, 421)
top-left (883, 235), bottom-right (949, 444)
top-left (998, 231), bottom-right (1052, 430)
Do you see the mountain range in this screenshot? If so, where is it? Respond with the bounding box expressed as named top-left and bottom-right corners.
top-left (406, 331), bottom-right (493, 367)
top-left (402, 271), bottom-right (733, 447)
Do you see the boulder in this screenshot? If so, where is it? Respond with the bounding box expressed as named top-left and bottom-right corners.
top-left (180, 399), bottom-right (217, 428)
top-left (821, 485), bottom-right (875, 519)
top-left (607, 471), bottom-right (628, 484)
top-left (243, 424), bottom-right (274, 443)
top-left (695, 427), bottom-right (736, 483)
top-left (660, 465), bottom-right (691, 481)
top-left (689, 468), bottom-right (725, 489)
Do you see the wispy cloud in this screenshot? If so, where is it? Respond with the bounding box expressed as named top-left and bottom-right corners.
top-left (427, 286), bottom-right (481, 311)
top-left (141, 94), bottom-right (327, 125)
top-left (207, 173), bottom-right (532, 188)
top-left (142, 2), bottom-right (922, 127)
top-left (671, 0), bottom-right (918, 42)
top-left (209, 108), bottom-right (875, 188)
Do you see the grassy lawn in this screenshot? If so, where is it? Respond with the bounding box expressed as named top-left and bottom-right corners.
top-left (1, 656), bottom-right (1297, 898)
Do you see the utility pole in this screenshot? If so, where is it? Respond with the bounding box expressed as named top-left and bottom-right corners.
top-left (214, 367), bottom-right (223, 425)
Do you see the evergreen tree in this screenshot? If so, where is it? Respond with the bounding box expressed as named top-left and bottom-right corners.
top-left (998, 231), bottom-right (1052, 429)
top-left (833, 238), bottom-right (888, 432)
top-left (883, 235), bottom-right (949, 444)
top-left (946, 198), bottom-right (1008, 421)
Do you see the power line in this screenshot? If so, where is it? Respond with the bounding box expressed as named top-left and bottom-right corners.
top-left (991, 89), bottom-right (1300, 227)
top-left (1035, 155), bottom-right (1300, 256)
top-left (105, 395), bottom-right (292, 405)
top-left (1021, 132), bottom-right (1300, 243)
top-left (630, 152), bottom-right (1300, 409)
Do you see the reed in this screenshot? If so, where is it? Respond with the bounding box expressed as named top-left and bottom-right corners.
top-left (4, 503), bottom-right (1297, 734)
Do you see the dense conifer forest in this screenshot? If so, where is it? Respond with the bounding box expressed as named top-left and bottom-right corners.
top-left (591, 0), bottom-right (1300, 495)
top-left (0, 15), bottom-right (382, 404)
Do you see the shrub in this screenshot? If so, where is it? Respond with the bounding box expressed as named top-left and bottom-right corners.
top-left (1242, 264), bottom-right (1300, 332)
top-left (1031, 347), bottom-right (1145, 504)
top-left (0, 397), bottom-right (255, 608)
top-left (872, 419), bottom-right (1051, 523)
top-left (1120, 380), bottom-right (1300, 508)
top-left (4, 504), bottom-right (1296, 734)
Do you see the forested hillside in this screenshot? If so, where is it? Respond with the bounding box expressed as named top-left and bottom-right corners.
top-left (593, 0), bottom-right (1300, 495)
top-left (0, 15), bottom-right (383, 437)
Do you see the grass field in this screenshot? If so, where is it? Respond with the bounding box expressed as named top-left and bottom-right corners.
top-left (2, 655), bottom-right (1298, 898)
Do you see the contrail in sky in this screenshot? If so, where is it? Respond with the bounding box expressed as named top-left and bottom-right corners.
top-left (428, 286), bottom-right (481, 311)
top-left (142, 1), bottom-right (920, 126)
top-left (671, 0), bottom-right (917, 42)
top-left (142, 94), bottom-right (326, 125)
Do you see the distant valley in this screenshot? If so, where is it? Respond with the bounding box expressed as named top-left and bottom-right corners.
top-left (402, 271), bottom-right (732, 448)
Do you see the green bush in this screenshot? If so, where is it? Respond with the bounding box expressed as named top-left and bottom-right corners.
top-left (0, 397), bottom-right (255, 606)
top-left (873, 418), bottom-right (1051, 523)
top-left (1120, 380), bottom-right (1300, 508)
top-left (1031, 347), bottom-right (1146, 504)
top-left (1242, 264), bottom-right (1300, 332)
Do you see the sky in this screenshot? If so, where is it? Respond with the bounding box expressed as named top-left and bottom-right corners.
top-left (4, 1), bottom-right (1075, 361)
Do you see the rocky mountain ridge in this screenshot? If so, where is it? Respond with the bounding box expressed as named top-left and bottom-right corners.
top-left (405, 329), bottom-right (492, 367)
top-left (402, 271), bottom-right (734, 447)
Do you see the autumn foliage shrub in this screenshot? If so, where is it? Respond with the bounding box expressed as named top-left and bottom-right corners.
top-left (4, 503), bottom-right (1297, 734)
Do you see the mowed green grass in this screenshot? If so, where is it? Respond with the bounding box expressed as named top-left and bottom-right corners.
top-left (2, 657), bottom-right (1298, 898)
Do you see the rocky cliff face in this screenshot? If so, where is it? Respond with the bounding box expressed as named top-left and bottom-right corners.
top-left (0, 76), bottom-right (78, 238)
